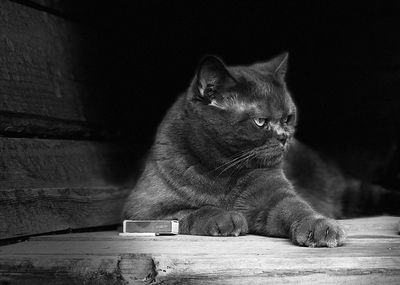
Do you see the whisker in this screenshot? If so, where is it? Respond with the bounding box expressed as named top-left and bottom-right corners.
top-left (217, 151), bottom-right (255, 176)
top-left (206, 149), bottom-right (255, 190)
top-left (207, 144), bottom-right (279, 189)
top-left (212, 149), bottom-right (253, 172)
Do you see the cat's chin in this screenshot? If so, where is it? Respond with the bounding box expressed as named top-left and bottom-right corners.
top-left (232, 144), bottom-right (284, 169)
top-left (252, 152), bottom-right (284, 168)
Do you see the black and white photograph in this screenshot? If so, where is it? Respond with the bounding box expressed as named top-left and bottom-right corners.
top-left (0, 0), bottom-right (400, 284)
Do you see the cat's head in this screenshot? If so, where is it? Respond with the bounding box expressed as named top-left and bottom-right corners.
top-left (186, 53), bottom-right (297, 168)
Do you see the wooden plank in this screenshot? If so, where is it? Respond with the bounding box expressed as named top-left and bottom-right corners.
top-left (0, 0), bottom-right (87, 120)
top-left (3, 237), bottom-right (400, 257)
top-left (0, 217), bottom-right (399, 284)
top-left (0, 110), bottom-right (95, 139)
top-left (153, 273), bottom-right (400, 285)
top-left (1, 255), bottom-right (399, 285)
top-left (0, 0), bottom-right (104, 137)
top-left (341, 216), bottom-right (400, 237)
top-left (0, 254), bottom-right (155, 285)
top-left (3, 217), bottom-right (398, 256)
top-left (0, 255), bottom-right (123, 284)
top-left (29, 216), bottom-right (400, 241)
top-left (149, 216), bottom-right (400, 284)
top-left (153, 255), bottom-right (400, 284)
top-left (0, 187), bottom-right (130, 239)
top-left (0, 137), bottom-right (131, 239)
top-left (0, 137), bottom-right (118, 189)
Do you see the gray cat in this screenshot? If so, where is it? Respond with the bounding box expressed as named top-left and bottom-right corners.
top-left (123, 53), bottom-right (400, 247)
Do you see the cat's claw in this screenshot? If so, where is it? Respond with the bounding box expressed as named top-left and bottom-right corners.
top-left (290, 216), bottom-right (347, 247)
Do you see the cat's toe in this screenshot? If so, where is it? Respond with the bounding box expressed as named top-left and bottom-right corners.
top-left (207, 211), bottom-right (248, 236)
top-left (312, 218), bottom-right (346, 247)
top-left (291, 216), bottom-right (346, 247)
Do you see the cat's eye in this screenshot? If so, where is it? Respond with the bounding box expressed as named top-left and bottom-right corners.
top-left (253, 118), bottom-right (268, 127)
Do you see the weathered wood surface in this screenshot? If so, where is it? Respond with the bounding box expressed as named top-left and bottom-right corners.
top-left (0, 137), bottom-right (131, 239)
top-left (0, 111), bottom-right (95, 139)
top-left (0, 0), bottom-right (86, 120)
top-left (28, 216), bottom-right (400, 242)
top-left (0, 0), bottom-right (102, 138)
top-left (0, 187), bottom-right (130, 239)
top-left (0, 137), bottom-right (118, 189)
top-left (0, 216), bottom-right (399, 284)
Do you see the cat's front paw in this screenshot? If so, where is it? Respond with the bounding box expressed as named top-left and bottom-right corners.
top-left (205, 211), bottom-right (249, 236)
top-left (290, 216), bottom-right (346, 247)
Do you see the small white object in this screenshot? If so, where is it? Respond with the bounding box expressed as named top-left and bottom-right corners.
top-left (119, 232), bottom-right (156, 237)
top-left (121, 220), bottom-right (179, 235)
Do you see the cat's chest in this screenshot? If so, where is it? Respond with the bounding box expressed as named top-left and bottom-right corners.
top-left (180, 163), bottom-right (247, 207)
top-left (183, 176), bottom-right (237, 208)
top-left (199, 176), bottom-right (247, 209)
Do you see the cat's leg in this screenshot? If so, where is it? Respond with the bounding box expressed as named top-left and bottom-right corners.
top-left (123, 187), bottom-right (248, 236)
top-left (166, 206), bottom-right (249, 236)
top-left (123, 164), bottom-right (248, 236)
top-left (235, 172), bottom-right (347, 247)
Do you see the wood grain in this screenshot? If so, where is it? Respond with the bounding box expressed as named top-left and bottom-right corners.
top-left (0, 0), bottom-right (104, 138)
top-left (0, 111), bottom-right (94, 139)
top-left (0, 137), bottom-right (131, 239)
top-left (0, 0), bottom-right (86, 119)
top-left (0, 187), bottom-right (130, 239)
top-left (28, 216), bottom-right (400, 241)
top-left (0, 255), bottom-right (129, 285)
top-left (0, 137), bottom-right (117, 189)
top-left (153, 274), bottom-right (400, 285)
top-left (0, 254), bottom-right (155, 285)
top-left (1, 217), bottom-right (399, 284)
top-left (3, 237), bottom-right (400, 257)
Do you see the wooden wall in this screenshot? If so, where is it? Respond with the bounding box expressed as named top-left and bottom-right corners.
top-left (0, 0), bottom-right (131, 240)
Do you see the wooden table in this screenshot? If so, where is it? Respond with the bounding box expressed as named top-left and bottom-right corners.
top-left (0, 216), bottom-right (399, 284)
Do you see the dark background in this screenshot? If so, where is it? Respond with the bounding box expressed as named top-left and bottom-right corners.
top-left (63, 1), bottom-right (400, 188)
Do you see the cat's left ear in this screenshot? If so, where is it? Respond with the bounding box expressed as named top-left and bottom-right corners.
top-left (255, 52), bottom-right (289, 82)
top-left (194, 55), bottom-right (236, 101)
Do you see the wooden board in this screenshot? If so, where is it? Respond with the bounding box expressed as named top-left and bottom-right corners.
top-left (0, 217), bottom-right (399, 284)
top-left (0, 187), bottom-right (130, 239)
top-left (28, 216), bottom-right (400, 241)
top-left (0, 0), bottom-right (104, 138)
top-left (0, 137), bottom-right (132, 239)
top-left (0, 254), bottom-right (155, 285)
top-left (0, 137), bottom-right (118, 189)
top-left (4, 236), bottom-right (400, 257)
top-left (0, 111), bottom-right (94, 139)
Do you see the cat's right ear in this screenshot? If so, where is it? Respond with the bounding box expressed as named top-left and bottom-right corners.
top-left (193, 55), bottom-right (236, 103)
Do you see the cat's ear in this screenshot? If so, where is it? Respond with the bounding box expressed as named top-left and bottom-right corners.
top-left (255, 52), bottom-right (289, 82)
top-left (272, 52), bottom-right (289, 81)
top-left (194, 55), bottom-right (236, 101)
